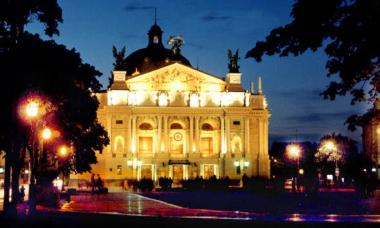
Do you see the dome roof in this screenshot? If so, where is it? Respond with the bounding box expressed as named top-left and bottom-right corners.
top-left (124, 23), bottom-right (191, 76)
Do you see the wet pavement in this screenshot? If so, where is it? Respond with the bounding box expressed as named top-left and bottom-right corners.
top-left (56, 191), bottom-right (380, 223)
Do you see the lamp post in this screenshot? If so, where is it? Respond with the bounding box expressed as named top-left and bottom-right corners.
top-left (25, 100), bottom-right (40, 213)
top-left (287, 144), bottom-right (301, 171)
top-left (40, 127), bottom-right (52, 166)
top-left (325, 140), bottom-right (339, 183)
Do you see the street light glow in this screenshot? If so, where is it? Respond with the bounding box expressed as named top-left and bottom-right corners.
top-left (287, 144), bottom-right (301, 159)
top-left (324, 141), bottom-right (336, 151)
top-left (25, 101), bottom-right (39, 118)
top-left (58, 145), bottom-right (68, 157)
top-left (41, 127), bottom-right (52, 140)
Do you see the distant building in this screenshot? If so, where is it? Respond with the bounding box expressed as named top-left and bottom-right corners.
top-left (363, 99), bottom-right (380, 178)
top-left (70, 22), bottom-right (270, 187)
top-left (0, 152), bottom-right (4, 189)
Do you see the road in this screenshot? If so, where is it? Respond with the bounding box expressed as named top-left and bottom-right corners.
top-left (56, 191), bottom-right (380, 223)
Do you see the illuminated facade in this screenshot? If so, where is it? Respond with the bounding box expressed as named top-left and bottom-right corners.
top-left (70, 22), bottom-right (270, 186)
top-left (363, 99), bottom-right (380, 178)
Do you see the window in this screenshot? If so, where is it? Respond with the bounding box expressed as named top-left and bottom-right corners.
top-left (117, 165), bottom-right (122, 175)
top-left (139, 137), bottom-right (153, 153)
top-left (203, 164), bottom-right (215, 179)
top-left (201, 123), bottom-right (213, 131)
top-left (200, 137), bottom-right (213, 156)
top-left (116, 120), bottom-right (123, 124)
top-left (170, 123), bottom-right (182, 129)
top-left (236, 166), bottom-right (241, 175)
top-left (233, 121), bottom-right (240, 126)
top-left (112, 153), bottom-right (116, 158)
top-left (123, 154), bottom-right (127, 158)
top-left (141, 165), bottom-right (152, 179)
top-left (139, 123), bottom-right (153, 130)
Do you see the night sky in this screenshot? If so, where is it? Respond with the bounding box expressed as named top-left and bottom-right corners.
top-left (28, 0), bottom-right (369, 147)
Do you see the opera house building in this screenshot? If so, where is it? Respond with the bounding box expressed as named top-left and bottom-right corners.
top-left (70, 22), bottom-right (271, 187)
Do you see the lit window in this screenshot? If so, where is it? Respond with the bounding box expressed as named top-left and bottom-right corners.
top-left (117, 165), bottom-right (122, 175)
top-left (189, 93), bottom-right (199, 107)
top-left (153, 36), bottom-right (159, 44)
top-left (158, 92), bottom-right (168, 106)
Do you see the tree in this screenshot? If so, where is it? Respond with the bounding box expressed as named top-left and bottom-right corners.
top-left (0, 0), bottom-right (62, 215)
top-left (246, 0), bottom-right (380, 123)
top-left (0, 32), bottom-right (109, 214)
top-left (315, 133), bottom-right (358, 177)
top-left (0, 0), bottom-right (62, 41)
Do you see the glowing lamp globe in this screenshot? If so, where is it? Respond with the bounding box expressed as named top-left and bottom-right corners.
top-left (41, 128), bottom-right (52, 140)
top-left (26, 101), bottom-right (39, 118)
top-left (58, 146), bottom-right (68, 157)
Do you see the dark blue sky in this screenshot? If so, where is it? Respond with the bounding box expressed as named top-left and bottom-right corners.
top-left (28, 0), bottom-right (369, 146)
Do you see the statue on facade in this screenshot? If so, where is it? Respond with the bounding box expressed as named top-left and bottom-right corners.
top-left (228, 48), bottom-right (240, 73)
top-left (112, 45), bottom-right (127, 70)
top-left (168, 35), bottom-right (184, 55)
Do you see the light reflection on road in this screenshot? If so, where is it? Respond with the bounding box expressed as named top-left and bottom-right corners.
top-left (55, 192), bottom-right (380, 223)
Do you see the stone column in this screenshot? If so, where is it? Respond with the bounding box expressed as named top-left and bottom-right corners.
top-left (220, 116), bottom-right (226, 154)
top-left (164, 116), bottom-right (168, 153)
top-left (190, 116), bottom-right (194, 152)
top-left (106, 115), bottom-right (112, 154)
top-left (127, 116), bottom-right (132, 153)
top-left (244, 117), bottom-right (250, 157)
top-left (195, 117), bottom-right (200, 153)
top-left (132, 116), bottom-right (137, 154)
top-left (157, 116), bottom-right (162, 153)
top-left (225, 117), bottom-right (230, 156)
top-left (257, 118), bottom-right (263, 176)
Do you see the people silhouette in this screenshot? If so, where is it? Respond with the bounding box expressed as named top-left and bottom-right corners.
top-left (96, 174), bottom-right (103, 192)
top-left (19, 185), bottom-right (25, 202)
top-left (91, 173), bottom-right (95, 193)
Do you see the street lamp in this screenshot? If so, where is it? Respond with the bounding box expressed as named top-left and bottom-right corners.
top-left (24, 99), bottom-right (41, 213)
top-left (40, 127), bottom-right (52, 161)
top-left (287, 144), bottom-right (301, 170)
top-left (58, 145), bottom-right (69, 157)
top-left (25, 101), bottom-right (39, 119)
top-left (321, 140), bottom-right (340, 181)
top-left (41, 127), bottom-right (52, 140)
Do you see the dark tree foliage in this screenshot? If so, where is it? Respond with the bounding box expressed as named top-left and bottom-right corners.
top-left (0, 33), bottom-right (109, 174)
top-left (246, 0), bottom-right (380, 127)
top-left (0, 0), bottom-right (63, 214)
top-left (0, 0), bottom-right (62, 38)
top-left (269, 141), bottom-right (318, 178)
top-left (316, 133), bottom-right (358, 176)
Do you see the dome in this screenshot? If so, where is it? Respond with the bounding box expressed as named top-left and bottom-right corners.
top-left (124, 23), bottom-right (191, 76)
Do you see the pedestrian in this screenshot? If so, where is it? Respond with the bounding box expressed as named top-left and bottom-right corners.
top-left (96, 174), bottom-right (103, 192)
top-left (292, 176), bottom-right (296, 193)
top-left (297, 176), bottom-right (302, 192)
top-left (91, 173), bottom-right (95, 193)
top-left (19, 185), bottom-right (25, 202)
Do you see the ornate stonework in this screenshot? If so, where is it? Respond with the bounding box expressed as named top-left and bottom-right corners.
top-left (70, 26), bottom-right (271, 187)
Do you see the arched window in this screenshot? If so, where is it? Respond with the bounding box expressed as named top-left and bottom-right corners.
top-left (139, 123), bottom-right (153, 130)
top-left (201, 123), bottom-right (214, 131)
top-left (170, 123), bottom-right (183, 129)
top-left (114, 136), bottom-right (125, 153)
top-left (231, 135), bottom-right (242, 154)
